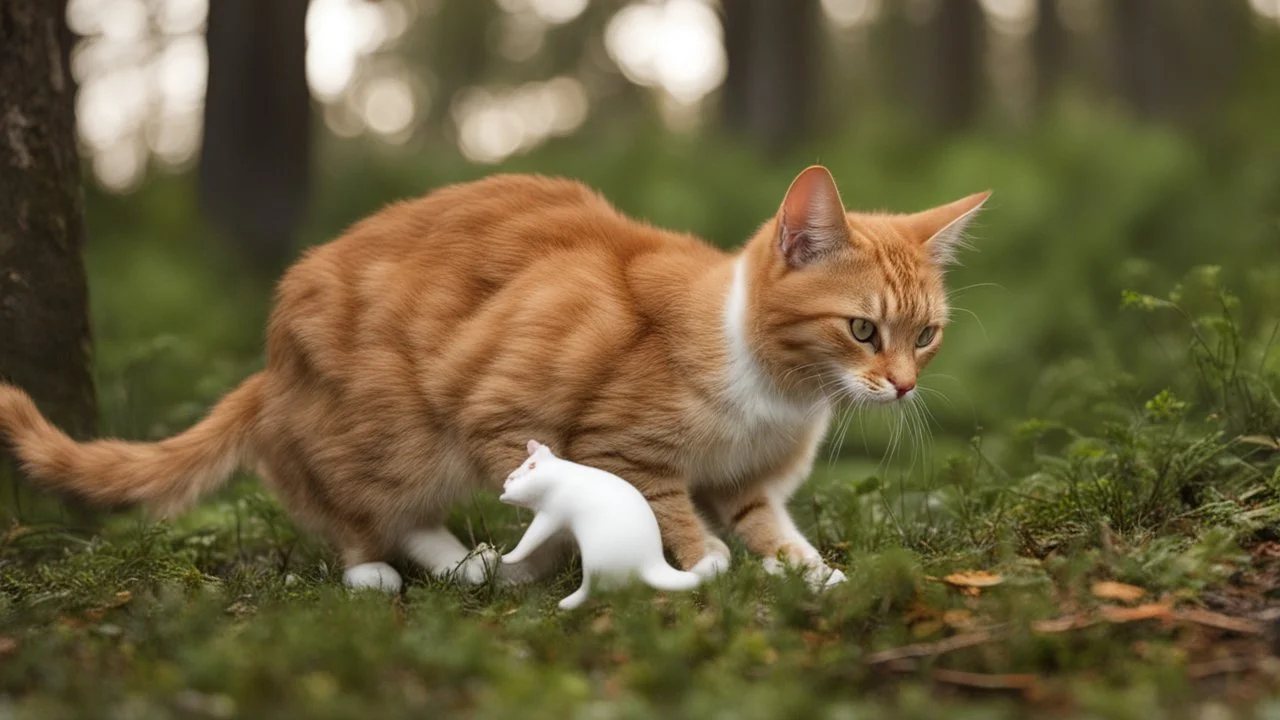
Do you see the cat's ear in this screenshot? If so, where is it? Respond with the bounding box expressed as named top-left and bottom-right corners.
top-left (778, 165), bottom-right (849, 269)
top-left (904, 191), bottom-right (991, 266)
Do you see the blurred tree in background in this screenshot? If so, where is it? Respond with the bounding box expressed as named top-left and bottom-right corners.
top-left (200, 0), bottom-right (312, 276)
top-left (721, 0), bottom-right (819, 153)
top-left (0, 0), bottom-right (97, 523)
top-left (6, 0), bottom-right (1279, 463)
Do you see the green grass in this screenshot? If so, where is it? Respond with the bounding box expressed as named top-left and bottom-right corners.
top-left (3, 269), bottom-right (1280, 718)
top-left (1, 462), bottom-right (1276, 719)
top-left (6, 113), bottom-right (1280, 716)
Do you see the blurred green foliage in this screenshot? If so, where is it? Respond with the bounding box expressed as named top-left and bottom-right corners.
top-left (6, 61), bottom-right (1279, 716)
top-left (83, 103), bottom-right (1280, 456)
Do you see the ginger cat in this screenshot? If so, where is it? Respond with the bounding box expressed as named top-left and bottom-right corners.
top-left (0, 166), bottom-right (988, 591)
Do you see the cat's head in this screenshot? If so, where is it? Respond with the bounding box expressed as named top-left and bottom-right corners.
top-left (500, 440), bottom-right (557, 507)
top-left (743, 165), bottom-right (989, 406)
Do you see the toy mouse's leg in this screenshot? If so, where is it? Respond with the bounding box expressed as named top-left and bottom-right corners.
top-left (502, 511), bottom-right (563, 565)
top-left (497, 529), bottom-right (573, 586)
top-left (558, 580), bottom-right (590, 610)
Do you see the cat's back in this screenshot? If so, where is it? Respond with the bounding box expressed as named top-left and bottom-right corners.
top-left (266, 173), bottom-right (707, 376)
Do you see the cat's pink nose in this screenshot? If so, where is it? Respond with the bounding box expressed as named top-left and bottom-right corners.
top-left (894, 381), bottom-right (916, 398)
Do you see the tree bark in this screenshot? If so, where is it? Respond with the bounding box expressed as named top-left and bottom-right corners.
top-left (929, 0), bottom-right (984, 130)
top-left (200, 0), bottom-right (312, 278)
top-left (1112, 0), bottom-right (1248, 126)
top-left (0, 0), bottom-right (98, 522)
top-left (720, 0), bottom-right (819, 156)
top-left (1034, 0), bottom-right (1065, 112)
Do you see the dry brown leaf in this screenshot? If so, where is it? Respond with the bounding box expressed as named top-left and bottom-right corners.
top-left (866, 630), bottom-right (997, 665)
top-left (590, 613), bottom-right (614, 635)
top-left (943, 571), bottom-right (1004, 588)
top-left (0, 636), bottom-right (17, 655)
top-left (1100, 603), bottom-right (1172, 623)
top-left (1240, 435), bottom-right (1280, 450)
top-left (1090, 581), bottom-right (1146, 603)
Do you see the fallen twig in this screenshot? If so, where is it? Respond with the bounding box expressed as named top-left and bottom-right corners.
top-left (1175, 609), bottom-right (1267, 636)
top-left (866, 629), bottom-right (1000, 665)
top-left (1187, 655), bottom-right (1260, 679)
top-left (931, 668), bottom-right (1039, 691)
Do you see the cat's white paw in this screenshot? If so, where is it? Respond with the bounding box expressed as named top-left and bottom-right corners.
top-left (690, 550), bottom-right (731, 579)
top-left (761, 556), bottom-right (786, 577)
top-left (343, 562), bottom-right (403, 593)
top-left (762, 556), bottom-right (844, 591)
top-left (821, 567), bottom-right (847, 587)
top-left (456, 543), bottom-right (500, 585)
top-left (705, 536), bottom-right (732, 561)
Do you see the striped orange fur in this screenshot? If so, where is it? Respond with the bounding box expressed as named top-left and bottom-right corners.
top-left (0, 166), bottom-right (988, 589)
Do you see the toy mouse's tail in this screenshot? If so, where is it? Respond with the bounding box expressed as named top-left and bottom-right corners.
top-left (641, 563), bottom-right (701, 592)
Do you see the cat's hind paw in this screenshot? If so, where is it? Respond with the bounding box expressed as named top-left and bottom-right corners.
top-left (343, 562), bottom-right (403, 593)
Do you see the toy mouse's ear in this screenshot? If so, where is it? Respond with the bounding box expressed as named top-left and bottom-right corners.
top-left (526, 440), bottom-right (542, 456)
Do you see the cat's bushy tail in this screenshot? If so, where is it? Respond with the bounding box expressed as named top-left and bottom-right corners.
top-left (641, 563), bottom-right (701, 592)
top-left (0, 373), bottom-right (265, 517)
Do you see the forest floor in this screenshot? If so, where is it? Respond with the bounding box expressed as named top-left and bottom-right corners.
top-left (3, 451), bottom-right (1280, 720)
top-left (4, 268), bottom-right (1280, 718)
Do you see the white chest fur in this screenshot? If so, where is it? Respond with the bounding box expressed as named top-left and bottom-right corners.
top-left (691, 257), bottom-right (830, 488)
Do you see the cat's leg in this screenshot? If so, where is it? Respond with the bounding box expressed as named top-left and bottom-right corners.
top-left (402, 527), bottom-right (499, 585)
top-left (337, 544), bottom-right (403, 592)
top-left (717, 489), bottom-right (845, 587)
top-left (641, 485), bottom-right (730, 578)
top-left (254, 455), bottom-right (405, 593)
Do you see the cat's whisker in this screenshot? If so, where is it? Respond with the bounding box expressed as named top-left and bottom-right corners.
top-left (949, 306), bottom-right (988, 342)
top-left (915, 385), bottom-right (955, 411)
top-left (825, 392), bottom-right (859, 472)
top-left (910, 397), bottom-right (934, 478)
top-left (946, 281), bottom-right (1005, 300)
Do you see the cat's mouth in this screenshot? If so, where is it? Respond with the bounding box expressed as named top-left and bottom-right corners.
top-left (838, 374), bottom-right (901, 405)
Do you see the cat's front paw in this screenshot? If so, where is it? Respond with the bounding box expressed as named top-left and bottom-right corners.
top-left (762, 556), bottom-right (844, 591)
top-left (456, 543), bottom-right (500, 585)
top-left (690, 550), bottom-right (731, 579)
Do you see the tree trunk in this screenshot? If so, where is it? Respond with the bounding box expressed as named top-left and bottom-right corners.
top-left (1112, 0), bottom-right (1172, 120)
top-left (1034, 0), bottom-right (1065, 112)
top-left (0, 0), bottom-right (98, 523)
top-left (1111, 0), bottom-right (1247, 126)
top-left (720, 0), bottom-right (819, 156)
top-left (929, 0), bottom-right (984, 130)
top-left (200, 0), bottom-right (312, 278)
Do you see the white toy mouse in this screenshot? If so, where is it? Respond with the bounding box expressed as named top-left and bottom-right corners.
top-left (499, 440), bottom-right (702, 610)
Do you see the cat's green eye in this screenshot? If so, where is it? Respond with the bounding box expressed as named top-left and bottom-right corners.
top-left (916, 326), bottom-right (937, 348)
top-left (850, 318), bottom-right (877, 344)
